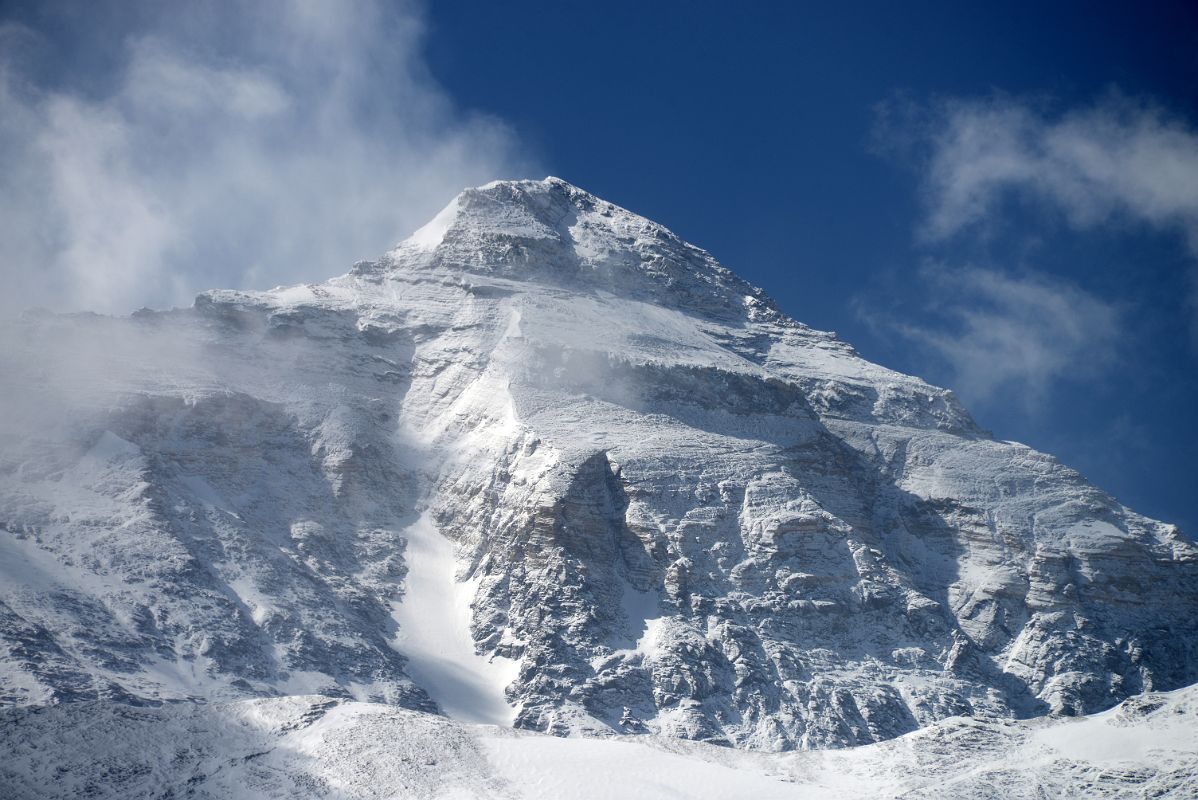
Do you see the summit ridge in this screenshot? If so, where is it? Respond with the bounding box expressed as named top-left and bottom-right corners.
top-left (380, 176), bottom-right (787, 324)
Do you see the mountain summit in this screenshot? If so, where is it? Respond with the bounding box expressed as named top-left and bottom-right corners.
top-left (1, 178), bottom-right (1195, 752)
top-left (387, 176), bottom-right (776, 319)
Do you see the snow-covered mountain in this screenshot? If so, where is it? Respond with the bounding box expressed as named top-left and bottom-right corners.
top-left (1, 177), bottom-right (1195, 764)
top-left (5, 685), bottom-right (1196, 799)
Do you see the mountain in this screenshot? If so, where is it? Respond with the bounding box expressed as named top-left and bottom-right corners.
top-left (1, 177), bottom-right (1195, 758)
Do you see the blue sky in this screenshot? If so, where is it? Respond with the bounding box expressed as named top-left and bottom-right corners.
top-left (1, 1), bottom-right (1195, 532)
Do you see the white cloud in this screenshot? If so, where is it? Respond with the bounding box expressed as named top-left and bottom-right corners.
top-left (918, 95), bottom-right (1198, 246)
top-left (0, 1), bottom-right (536, 315)
top-left (865, 93), bottom-right (1198, 408)
top-left (885, 265), bottom-right (1122, 408)
top-left (901, 94), bottom-right (1198, 350)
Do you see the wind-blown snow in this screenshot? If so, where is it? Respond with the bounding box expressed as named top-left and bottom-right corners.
top-left (407, 197), bottom-right (461, 251)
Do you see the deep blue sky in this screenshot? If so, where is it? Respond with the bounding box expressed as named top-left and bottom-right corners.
top-left (424, 1), bottom-right (1198, 533)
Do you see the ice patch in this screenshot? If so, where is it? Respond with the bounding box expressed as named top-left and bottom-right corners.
top-left (592, 583), bottom-right (664, 670)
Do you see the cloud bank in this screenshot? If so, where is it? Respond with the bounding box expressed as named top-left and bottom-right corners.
top-left (0, 0), bottom-right (535, 315)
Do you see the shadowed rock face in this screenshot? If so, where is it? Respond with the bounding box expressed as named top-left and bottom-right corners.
top-left (1, 177), bottom-right (1195, 751)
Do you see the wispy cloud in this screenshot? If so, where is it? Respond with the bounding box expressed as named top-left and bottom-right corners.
top-left (0, 1), bottom-right (535, 315)
top-left (876, 264), bottom-right (1122, 409)
top-left (867, 92), bottom-right (1198, 407)
top-left (910, 94), bottom-right (1198, 248)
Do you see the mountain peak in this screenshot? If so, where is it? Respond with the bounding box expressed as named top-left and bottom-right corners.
top-left (6, 175), bottom-right (1194, 762)
top-left (387, 177), bottom-right (770, 322)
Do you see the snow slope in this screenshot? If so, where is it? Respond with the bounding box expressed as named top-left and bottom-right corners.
top-left (0, 177), bottom-right (1195, 756)
top-left (2, 685), bottom-right (1195, 799)
top-left (391, 511), bottom-right (519, 725)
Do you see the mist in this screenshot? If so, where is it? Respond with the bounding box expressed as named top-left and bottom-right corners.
top-left (0, 0), bottom-right (536, 316)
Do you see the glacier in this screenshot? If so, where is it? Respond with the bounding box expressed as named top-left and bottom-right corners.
top-left (1, 177), bottom-right (1196, 794)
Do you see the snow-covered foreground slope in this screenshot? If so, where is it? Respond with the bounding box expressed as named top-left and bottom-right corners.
top-left (3, 686), bottom-right (1196, 799)
top-left (1, 177), bottom-right (1196, 754)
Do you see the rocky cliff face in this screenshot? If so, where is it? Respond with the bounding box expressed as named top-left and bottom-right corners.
top-left (1, 177), bottom-right (1194, 750)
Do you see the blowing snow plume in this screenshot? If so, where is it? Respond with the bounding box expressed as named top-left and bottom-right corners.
top-left (0, 0), bottom-right (535, 315)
